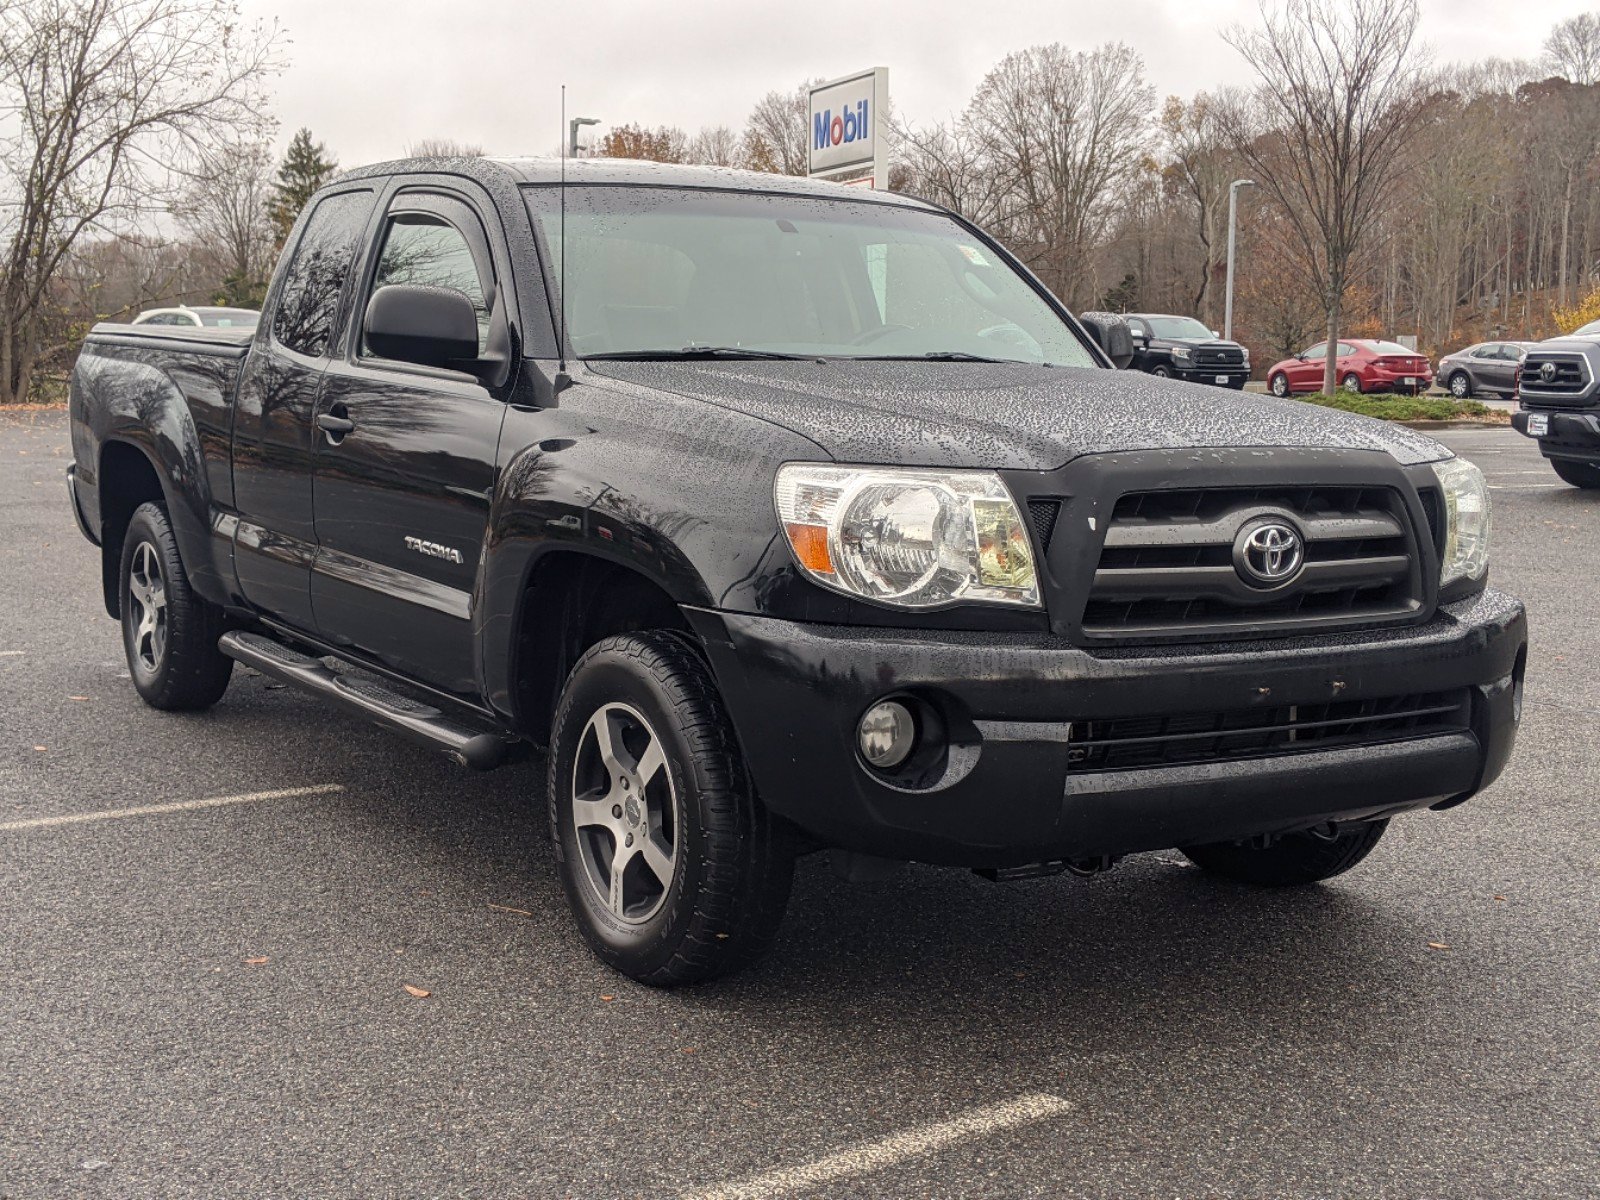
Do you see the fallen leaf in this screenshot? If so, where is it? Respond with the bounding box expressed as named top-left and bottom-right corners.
top-left (1427, 942), bottom-right (1450, 950)
top-left (681, 1047), bottom-right (697, 1054)
top-left (1493, 895), bottom-right (1506, 902)
top-left (403, 984), bottom-right (431, 998)
top-left (32, 745), bottom-right (46, 752)
top-left (487, 902), bottom-right (534, 916)
top-left (243, 956), bottom-right (269, 965)
top-left (599, 994), bottom-right (615, 1002)
top-left (68, 695), bottom-right (91, 702)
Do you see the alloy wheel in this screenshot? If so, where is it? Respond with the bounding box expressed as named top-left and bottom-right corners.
top-left (570, 702), bottom-right (679, 924)
top-left (127, 541), bottom-right (168, 673)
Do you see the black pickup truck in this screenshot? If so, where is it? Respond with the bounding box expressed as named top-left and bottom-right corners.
top-left (1512, 338), bottom-right (1600, 488)
top-left (67, 157), bottom-right (1526, 985)
top-left (1123, 313), bottom-right (1251, 389)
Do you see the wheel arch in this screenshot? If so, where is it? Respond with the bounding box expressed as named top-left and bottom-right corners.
top-left (96, 438), bottom-right (174, 618)
top-left (498, 548), bottom-right (696, 746)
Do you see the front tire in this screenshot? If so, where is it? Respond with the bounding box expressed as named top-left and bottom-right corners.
top-left (548, 631), bottom-right (794, 986)
top-left (1181, 820), bottom-right (1388, 886)
top-left (1341, 372), bottom-right (1364, 394)
top-left (119, 502), bottom-right (232, 711)
top-left (1269, 372), bottom-right (1290, 397)
top-left (1151, 364), bottom-right (1173, 379)
top-left (1448, 370), bottom-right (1473, 399)
top-left (1552, 458), bottom-right (1600, 489)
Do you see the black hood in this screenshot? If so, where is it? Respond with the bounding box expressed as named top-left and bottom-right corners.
top-left (1157, 336), bottom-right (1244, 350)
top-left (585, 360), bottom-right (1448, 472)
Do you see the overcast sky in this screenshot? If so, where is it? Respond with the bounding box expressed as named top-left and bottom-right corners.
top-left (237, 0), bottom-right (1591, 166)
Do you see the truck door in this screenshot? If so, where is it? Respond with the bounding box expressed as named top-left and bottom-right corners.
top-left (309, 187), bottom-right (508, 699)
top-left (232, 186), bottom-right (378, 631)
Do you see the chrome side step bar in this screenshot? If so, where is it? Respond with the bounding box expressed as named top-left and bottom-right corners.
top-left (218, 631), bottom-right (513, 770)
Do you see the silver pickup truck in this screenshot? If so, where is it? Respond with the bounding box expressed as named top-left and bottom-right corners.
top-left (1513, 339), bottom-right (1600, 487)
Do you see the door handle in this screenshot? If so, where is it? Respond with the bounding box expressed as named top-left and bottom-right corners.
top-left (317, 410), bottom-right (354, 440)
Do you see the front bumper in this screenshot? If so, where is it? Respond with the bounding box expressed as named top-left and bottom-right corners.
top-left (1174, 365), bottom-right (1250, 388)
top-left (1513, 408), bottom-right (1600, 461)
top-left (689, 591), bottom-right (1526, 867)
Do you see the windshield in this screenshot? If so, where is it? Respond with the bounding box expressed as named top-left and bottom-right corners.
top-left (1144, 316), bottom-right (1213, 340)
top-left (523, 186), bottom-right (1096, 366)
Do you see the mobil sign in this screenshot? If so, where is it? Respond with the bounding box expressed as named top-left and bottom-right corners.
top-left (808, 67), bottom-right (889, 183)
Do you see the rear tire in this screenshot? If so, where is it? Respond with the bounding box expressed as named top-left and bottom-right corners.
top-left (1552, 458), bottom-right (1600, 489)
top-left (548, 631), bottom-right (794, 986)
top-left (1448, 370), bottom-right (1473, 399)
top-left (119, 502), bottom-right (233, 711)
top-left (1341, 372), bottom-right (1364, 394)
top-left (1181, 820), bottom-right (1388, 886)
top-left (1269, 372), bottom-right (1290, 397)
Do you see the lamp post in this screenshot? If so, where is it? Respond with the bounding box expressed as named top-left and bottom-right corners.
top-left (568, 116), bottom-right (600, 158)
top-left (1224, 178), bottom-right (1254, 342)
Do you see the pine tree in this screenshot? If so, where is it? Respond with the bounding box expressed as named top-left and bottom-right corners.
top-left (266, 129), bottom-right (338, 247)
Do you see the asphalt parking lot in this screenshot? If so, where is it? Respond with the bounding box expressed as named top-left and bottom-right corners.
top-left (2, 410), bottom-right (1596, 1199)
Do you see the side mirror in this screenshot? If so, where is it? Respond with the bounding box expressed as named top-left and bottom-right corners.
top-left (364, 284), bottom-right (479, 368)
top-left (1077, 311), bottom-right (1136, 369)
top-left (1211, 330), bottom-right (1222, 339)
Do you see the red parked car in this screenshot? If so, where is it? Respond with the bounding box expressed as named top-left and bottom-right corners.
top-left (1266, 340), bottom-right (1434, 397)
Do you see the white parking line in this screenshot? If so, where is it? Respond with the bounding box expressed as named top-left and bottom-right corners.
top-left (684, 1092), bottom-right (1073, 1200)
top-left (0, 784), bottom-right (345, 831)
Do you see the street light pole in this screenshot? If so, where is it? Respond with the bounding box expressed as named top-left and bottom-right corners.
top-left (568, 116), bottom-right (600, 158)
top-left (1224, 178), bottom-right (1254, 342)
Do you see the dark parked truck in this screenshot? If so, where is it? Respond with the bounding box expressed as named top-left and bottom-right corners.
top-left (67, 158), bottom-right (1527, 985)
top-left (1512, 338), bottom-right (1600, 488)
top-left (1123, 313), bottom-right (1250, 389)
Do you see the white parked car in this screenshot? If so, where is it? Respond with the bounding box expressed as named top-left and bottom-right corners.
top-left (130, 305), bottom-right (259, 330)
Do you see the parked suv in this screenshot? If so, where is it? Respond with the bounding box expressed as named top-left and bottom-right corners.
top-left (1437, 342), bottom-right (1537, 399)
top-left (1512, 336), bottom-right (1600, 487)
top-left (66, 157), bottom-right (1525, 985)
top-left (1124, 314), bottom-right (1250, 388)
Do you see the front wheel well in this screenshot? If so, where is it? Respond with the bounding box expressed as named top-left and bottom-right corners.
top-left (512, 552), bottom-right (692, 746)
top-left (97, 441), bottom-right (167, 618)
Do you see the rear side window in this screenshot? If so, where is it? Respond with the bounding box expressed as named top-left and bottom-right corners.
top-left (272, 189), bottom-right (375, 357)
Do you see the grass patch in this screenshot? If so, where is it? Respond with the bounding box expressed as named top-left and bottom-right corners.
top-left (1295, 392), bottom-right (1505, 423)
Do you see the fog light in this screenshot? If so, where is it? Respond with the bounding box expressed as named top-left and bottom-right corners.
top-left (858, 700), bottom-right (916, 769)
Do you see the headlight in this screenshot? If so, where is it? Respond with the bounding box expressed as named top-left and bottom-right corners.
top-left (1430, 456), bottom-right (1491, 586)
top-left (1172, 346), bottom-right (1191, 359)
top-left (774, 464), bottom-right (1040, 609)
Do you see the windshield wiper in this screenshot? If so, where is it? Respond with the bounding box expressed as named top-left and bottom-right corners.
top-left (854, 351), bottom-right (1026, 364)
top-left (583, 346), bottom-right (819, 361)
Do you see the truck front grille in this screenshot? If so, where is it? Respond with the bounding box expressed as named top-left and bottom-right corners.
top-left (1519, 353), bottom-right (1590, 403)
top-left (1066, 689), bottom-right (1470, 772)
top-left (1080, 485), bottom-right (1424, 640)
top-left (1193, 347), bottom-right (1244, 367)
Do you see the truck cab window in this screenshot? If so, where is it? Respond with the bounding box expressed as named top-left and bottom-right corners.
top-left (271, 189), bottom-right (375, 358)
top-left (366, 211), bottom-right (491, 354)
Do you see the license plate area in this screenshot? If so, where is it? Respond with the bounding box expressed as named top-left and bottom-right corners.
top-left (1215, 374), bottom-right (1230, 384)
top-left (1528, 413), bottom-right (1550, 436)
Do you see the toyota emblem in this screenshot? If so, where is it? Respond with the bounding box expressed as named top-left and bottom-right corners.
top-left (1539, 360), bottom-right (1558, 383)
top-left (1234, 518), bottom-right (1305, 588)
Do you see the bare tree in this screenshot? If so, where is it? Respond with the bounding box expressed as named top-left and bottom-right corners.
top-left (0, 0), bottom-right (279, 404)
top-left (966, 43), bottom-right (1153, 304)
top-left (173, 138), bottom-right (275, 307)
top-left (1544, 13), bottom-right (1600, 86)
top-left (406, 138), bottom-right (486, 158)
top-left (1162, 92), bottom-right (1240, 323)
top-left (1221, 0), bottom-right (1431, 394)
top-left (684, 126), bottom-right (742, 168)
top-left (743, 82), bottom-right (815, 176)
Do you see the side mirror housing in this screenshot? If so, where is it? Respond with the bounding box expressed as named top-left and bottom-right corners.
top-left (1078, 311), bottom-right (1136, 369)
top-left (364, 284), bottom-right (479, 368)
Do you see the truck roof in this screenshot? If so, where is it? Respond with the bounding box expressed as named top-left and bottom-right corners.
top-left (335, 155), bottom-right (938, 209)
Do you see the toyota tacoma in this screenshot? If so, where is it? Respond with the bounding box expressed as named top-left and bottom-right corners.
top-left (1512, 338), bottom-right (1600, 488)
top-left (66, 157), bottom-right (1526, 985)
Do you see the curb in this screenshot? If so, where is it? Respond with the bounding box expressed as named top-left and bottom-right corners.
top-left (1397, 419), bottom-right (1514, 431)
